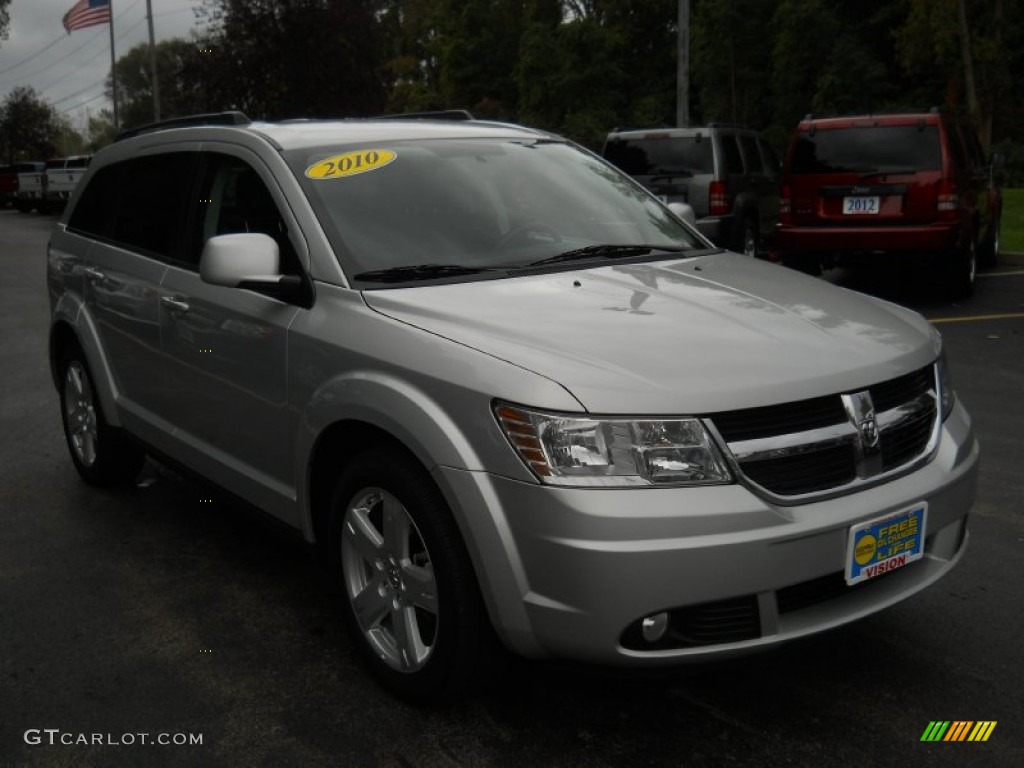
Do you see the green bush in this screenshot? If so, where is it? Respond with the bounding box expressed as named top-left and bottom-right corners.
top-left (1002, 188), bottom-right (1024, 254)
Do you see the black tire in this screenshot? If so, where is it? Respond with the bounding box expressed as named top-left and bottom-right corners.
top-left (979, 215), bottom-right (1000, 268)
top-left (739, 218), bottom-right (759, 258)
top-left (944, 237), bottom-right (977, 300)
top-left (328, 446), bottom-right (499, 704)
top-left (58, 344), bottom-right (145, 486)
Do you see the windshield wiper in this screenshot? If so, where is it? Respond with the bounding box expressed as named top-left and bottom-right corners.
top-left (353, 263), bottom-right (498, 283)
top-left (527, 244), bottom-right (691, 267)
top-left (858, 169), bottom-right (917, 179)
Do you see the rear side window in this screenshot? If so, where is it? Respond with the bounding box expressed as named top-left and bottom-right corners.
top-left (719, 135), bottom-right (744, 174)
top-left (791, 125), bottom-right (941, 174)
top-left (603, 136), bottom-right (714, 175)
top-left (69, 153), bottom-right (196, 260)
top-left (67, 164), bottom-right (121, 237)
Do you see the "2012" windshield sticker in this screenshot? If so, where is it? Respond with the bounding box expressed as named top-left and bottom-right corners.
top-left (305, 149), bottom-right (396, 179)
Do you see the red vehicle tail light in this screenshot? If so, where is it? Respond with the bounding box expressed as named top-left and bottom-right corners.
top-left (709, 180), bottom-right (729, 217)
top-left (936, 179), bottom-right (958, 220)
top-left (780, 184), bottom-right (792, 224)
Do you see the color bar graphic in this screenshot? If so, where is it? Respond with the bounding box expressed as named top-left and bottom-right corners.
top-left (920, 720), bottom-right (996, 742)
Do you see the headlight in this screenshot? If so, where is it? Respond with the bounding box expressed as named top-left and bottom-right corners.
top-left (494, 404), bottom-right (733, 487)
top-left (936, 350), bottom-right (956, 421)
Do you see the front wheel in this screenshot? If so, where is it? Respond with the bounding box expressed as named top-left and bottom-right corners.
top-left (59, 345), bottom-right (145, 486)
top-left (329, 447), bottom-right (499, 703)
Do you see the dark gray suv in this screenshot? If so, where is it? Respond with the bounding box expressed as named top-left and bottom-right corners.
top-left (603, 124), bottom-right (781, 257)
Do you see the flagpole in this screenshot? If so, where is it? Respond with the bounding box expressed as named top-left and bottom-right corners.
top-left (108, 0), bottom-right (119, 131)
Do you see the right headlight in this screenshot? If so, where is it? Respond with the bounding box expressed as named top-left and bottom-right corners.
top-left (936, 349), bottom-right (956, 421)
top-left (494, 403), bottom-right (733, 487)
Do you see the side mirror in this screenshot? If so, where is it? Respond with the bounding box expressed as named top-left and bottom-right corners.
top-left (200, 233), bottom-right (280, 287)
top-left (668, 201), bottom-right (697, 227)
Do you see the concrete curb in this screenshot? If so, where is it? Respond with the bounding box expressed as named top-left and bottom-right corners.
top-left (997, 250), bottom-right (1024, 267)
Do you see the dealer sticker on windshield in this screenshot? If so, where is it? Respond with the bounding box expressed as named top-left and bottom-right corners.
top-left (305, 149), bottom-right (396, 179)
top-left (846, 503), bottom-right (926, 585)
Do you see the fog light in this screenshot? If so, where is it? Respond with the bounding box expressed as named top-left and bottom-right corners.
top-left (641, 612), bottom-right (669, 643)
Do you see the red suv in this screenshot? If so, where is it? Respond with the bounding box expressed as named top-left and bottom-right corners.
top-left (776, 110), bottom-right (1001, 297)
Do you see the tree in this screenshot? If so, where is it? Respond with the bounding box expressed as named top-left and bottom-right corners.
top-left (111, 39), bottom-right (217, 130)
top-left (0, 0), bottom-right (11, 43)
top-left (85, 109), bottom-right (115, 152)
top-left (898, 0), bottom-right (1017, 150)
top-left (0, 87), bottom-right (62, 163)
top-left (195, 0), bottom-right (387, 119)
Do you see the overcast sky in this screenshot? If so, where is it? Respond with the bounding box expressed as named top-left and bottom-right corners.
top-left (0, 0), bottom-right (202, 131)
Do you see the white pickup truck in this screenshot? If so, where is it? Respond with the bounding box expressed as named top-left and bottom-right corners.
top-left (44, 155), bottom-right (91, 210)
top-left (14, 162), bottom-right (46, 213)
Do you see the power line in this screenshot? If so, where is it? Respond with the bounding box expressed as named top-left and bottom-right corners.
top-left (0, 33), bottom-right (67, 76)
top-left (57, 91), bottom-right (108, 116)
top-left (37, 17), bottom-right (149, 99)
top-left (52, 80), bottom-right (106, 107)
top-left (0, 28), bottom-right (106, 86)
top-left (0, 0), bottom-right (143, 83)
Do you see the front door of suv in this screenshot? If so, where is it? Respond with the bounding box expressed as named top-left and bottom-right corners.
top-left (158, 149), bottom-right (304, 520)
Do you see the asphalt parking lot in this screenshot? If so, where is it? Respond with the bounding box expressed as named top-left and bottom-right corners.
top-left (1, 209), bottom-right (1021, 768)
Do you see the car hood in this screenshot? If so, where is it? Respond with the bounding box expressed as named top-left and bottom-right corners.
top-left (361, 252), bottom-right (939, 414)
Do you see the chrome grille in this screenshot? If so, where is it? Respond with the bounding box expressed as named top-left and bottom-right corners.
top-left (706, 364), bottom-right (939, 501)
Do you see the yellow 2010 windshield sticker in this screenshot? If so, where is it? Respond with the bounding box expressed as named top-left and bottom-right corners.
top-left (305, 149), bottom-right (396, 179)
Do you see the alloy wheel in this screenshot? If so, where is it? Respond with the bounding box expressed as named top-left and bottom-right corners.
top-left (63, 361), bottom-right (98, 467)
top-left (341, 487), bottom-right (438, 673)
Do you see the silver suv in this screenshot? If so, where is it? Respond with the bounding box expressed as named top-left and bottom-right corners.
top-left (603, 124), bottom-right (781, 257)
top-left (48, 112), bottom-right (978, 702)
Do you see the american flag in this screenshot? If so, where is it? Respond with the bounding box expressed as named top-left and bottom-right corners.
top-left (62, 0), bottom-right (111, 33)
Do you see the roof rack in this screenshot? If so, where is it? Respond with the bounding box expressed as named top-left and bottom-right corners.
top-left (370, 109), bottom-right (475, 122)
top-left (115, 111), bottom-right (251, 142)
top-left (372, 109), bottom-right (475, 121)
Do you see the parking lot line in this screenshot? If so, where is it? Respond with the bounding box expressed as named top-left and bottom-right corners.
top-left (929, 312), bottom-right (1024, 324)
top-left (978, 270), bottom-right (1024, 278)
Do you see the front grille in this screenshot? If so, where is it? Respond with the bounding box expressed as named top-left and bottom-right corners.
top-left (710, 395), bottom-right (846, 443)
top-left (708, 365), bottom-right (937, 499)
top-left (881, 403), bottom-right (936, 470)
top-left (870, 367), bottom-right (933, 411)
top-left (742, 444), bottom-right (856, 495)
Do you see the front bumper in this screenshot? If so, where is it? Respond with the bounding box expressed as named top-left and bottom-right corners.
top-left (437, 400), bottom-right (978, 664)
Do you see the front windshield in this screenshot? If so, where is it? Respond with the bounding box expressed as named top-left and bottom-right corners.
top-left (287, 138), bottom-right (704, 285)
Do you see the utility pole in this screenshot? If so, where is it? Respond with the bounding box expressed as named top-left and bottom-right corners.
top-left (676, 0), bottom-right (690, 127)
top-left (109, 0), bottom-right (119, 131)
top-left (146, 0), bottom-right (161, 122)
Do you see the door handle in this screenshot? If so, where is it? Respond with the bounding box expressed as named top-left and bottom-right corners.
top-left (82, 266), bottom-right (105, 281)
top-left (161, 295), bottom-right (191, 313)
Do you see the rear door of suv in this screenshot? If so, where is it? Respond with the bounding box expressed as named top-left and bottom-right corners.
top-left (785, 117), bottom-right (943, 228)
top-left (66, 151), bottom-right (198, 443)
